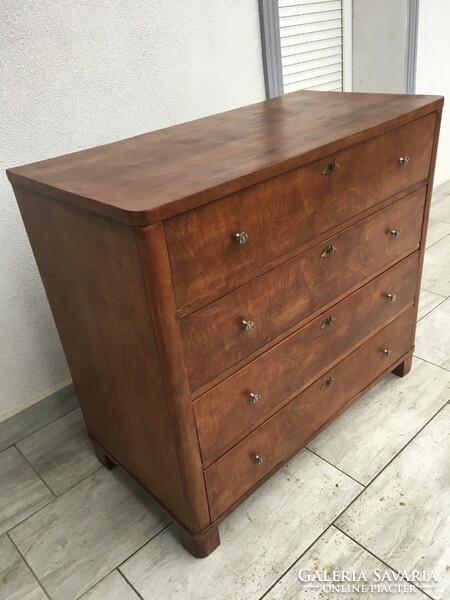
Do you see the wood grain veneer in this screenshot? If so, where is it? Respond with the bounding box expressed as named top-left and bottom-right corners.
top-left (205, 308), bottom-right (416, 521)
top-left (7, 92), bottom-right (441, 225)
top-left (7, 90), bottom-right (443, 557)
top-left (165, 113), bottom-right (435, 311)
top-left (194, 252), bottom-right (420, 463)
top-left (182, 189), bottom-right (425, 389)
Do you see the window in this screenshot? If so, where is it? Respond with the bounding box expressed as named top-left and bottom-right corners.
top-left (259, 0), bottom-right (352, 98)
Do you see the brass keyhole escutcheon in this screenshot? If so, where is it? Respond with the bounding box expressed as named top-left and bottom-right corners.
top-left (321, 376), bottom-right (334, 391)
top-left (321, 245), bottom-right (336, 259)
top-left (322, 160), bottom-right (340, 176)
top-left (320, 316), bottom-right (335, 330)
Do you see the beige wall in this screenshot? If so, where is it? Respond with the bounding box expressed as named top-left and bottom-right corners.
top-left (352, 0), bottom-right (408, 93)
top-left (416, 1), bottom-right (450, 185)
top-left (0, 0), bottom-right (265, 421)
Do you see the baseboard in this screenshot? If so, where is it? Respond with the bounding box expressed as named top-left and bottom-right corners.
top-left (0, 383), bottom-right (79, 452)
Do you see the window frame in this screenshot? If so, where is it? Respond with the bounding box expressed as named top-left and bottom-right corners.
top-left (259, 0), bottom-right (353, 98)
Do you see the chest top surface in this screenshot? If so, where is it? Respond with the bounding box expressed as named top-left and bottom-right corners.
top-left (7, 90), bottom-right (443, 225)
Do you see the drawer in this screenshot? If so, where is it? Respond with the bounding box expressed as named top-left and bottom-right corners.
top-left (166, 114), bottom-right (435, 312)
top-left (194, 252), bottom-right (420, 462)
top-left (183, 188), bottom-right (425, 390)
top-left (204, 308), bottom-right (415, 520)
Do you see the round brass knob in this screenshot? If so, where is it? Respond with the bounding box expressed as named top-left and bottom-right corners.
top-left (390, 229), bottom-right (401, 238)
top-left (254, 455), bottom-right (265, 465)
top-left (241, 319), bottom-right (254, 332)
top-left (399, 156), bottom-right (410, 166)
top-left (386, 293), bottom-right (398, 302)
top-left (250, 392), bottom-right (261, 404)
top-left (234, 232), bottom-right (249, 245)
top-left (383, 349), bottom-right (392, 357)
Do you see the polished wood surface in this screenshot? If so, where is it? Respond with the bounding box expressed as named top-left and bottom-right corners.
top-left (137, 223), bottom-right (211, 532)
top-left (194, 252), bottom-right (419, 462)
top-left (8, 91), bottom-right (442, 557)
top-left (182, 189), bottom-right (425, 390)
top-left (166, 114), bottom-right (435, 310)
top-left (392, 354), bottom-right (414, 377)
top-left (6, 92), bottom-right (442, 225)
top-left (179, 526), bottom-right (220, 558)
top-left (13, 188), bottom-right (188, 524)
top-left (205, 309), bottom-right (415, 521)
top-left (407, 109), bottom-right (443, 358)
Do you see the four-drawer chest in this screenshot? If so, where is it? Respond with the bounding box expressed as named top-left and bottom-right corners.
top-left (7, 90), bottom-right (443, 557)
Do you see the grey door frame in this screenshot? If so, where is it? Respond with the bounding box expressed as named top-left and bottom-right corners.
top-left (406, 0), bottom-right (419, 93)
top-left (258, 0), bottom-right (283, 98)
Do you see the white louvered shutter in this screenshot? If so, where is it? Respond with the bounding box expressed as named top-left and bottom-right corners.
top-left (279, 0), bottom-right (345, 93)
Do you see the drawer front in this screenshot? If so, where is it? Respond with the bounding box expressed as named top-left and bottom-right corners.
top-left (183, 188), bottom-right (425, 390)
top-left (195, 252), bottom-right (420, 462)
top-left (166, 114), bottom-right (435, 311)
top-left (205, 308), bottom-right (415, 520)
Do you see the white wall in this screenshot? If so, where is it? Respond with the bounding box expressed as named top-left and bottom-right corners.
top-left (0, 0), bottom-right (265, 421)
top-left (352, 0), bottom-right (408, 93)
top-left (416, 1), bottom-right (450, 185)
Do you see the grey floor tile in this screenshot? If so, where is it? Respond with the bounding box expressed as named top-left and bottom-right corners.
top-left (417, 289), bottom-right (446, 321)
top-left (0, 534), bottom-right (47, 600)
top-left (266, 526), bottom-right (429, 599)
top-left (421, 235), bottom-right (450, 296)
top-left (431, 182), bottom-right (450, 205)
top-left (80, 570), bottom-right (140, 600)
top-left (0, 385), bottom-right (78, 452)
top-left (0, 447), bottom-right (54, 535)
top-left (308, 358), bottom-right (450, 485)
top-left (426, 219), bottom-right (450, 248)
top-left (336, 405), bottom-right (450, 600)
top-left (430, 196), bottom-right (450, 222)
top-left (415, 298), bottom-right (450, 370)
top-left (17, 408), bottom-right (99, 495)
top-left (120, 449), bottom-right (362, 600)
top-left (9, 468), bottom-right (169, 600)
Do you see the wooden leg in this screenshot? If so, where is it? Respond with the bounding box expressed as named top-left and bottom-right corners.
top-left (91, 439), bottom-right (116, 470)
top-left (392, 355), bottom-right (413, 378)
top-left (179, 525), bottom-right (220, 558)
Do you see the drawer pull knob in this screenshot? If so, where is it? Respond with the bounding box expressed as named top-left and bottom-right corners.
top-left (241, 319), bottom-right (255, 332)
top-left (322, 160), bottom-right (340, 176)
top-left (399, 156), bottom-right (410, 166)
top-left (386, 293), bottom-right (398, 302)
top-left (390, 229), bottom-right (401, 238)
top-left (321, 376), bottom-right (334, 390)
top-left (254, 455), bottom-right (266, 465)
top-left (234, 232), bottom-right (249, 245)
top-left (320, 316), bottom-right (335, 330)
top-left (383, 349), bottom-right (392, 357)
top-left (320, 245), bottom-right (336, 259)
top-left (250, 392), bottom-right (261, 404)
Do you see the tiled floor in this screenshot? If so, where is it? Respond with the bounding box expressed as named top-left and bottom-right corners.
top-left (2, 184), bottom-right (450, 600)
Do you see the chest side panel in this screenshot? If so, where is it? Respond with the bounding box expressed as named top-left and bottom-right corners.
top-left (12, 187), bottom-right (188, 525)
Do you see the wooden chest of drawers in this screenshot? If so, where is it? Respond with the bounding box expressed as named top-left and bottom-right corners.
top-left (7, 90), bottom-right (443, 557)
